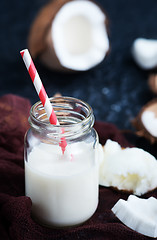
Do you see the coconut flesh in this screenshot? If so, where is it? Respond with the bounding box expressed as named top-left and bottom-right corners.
top-left (141, 101), bottom-right (157, 137)
top-left (112, 195), bottom-right (157, 238)
top-left (29, 0), bottom-right (109, 71)
top-left (132, 99), bottom-right (157, 143)
top-left (99, 139), bottom-right (157, 195)
top-left (132, 38), bottom-right (157, 69)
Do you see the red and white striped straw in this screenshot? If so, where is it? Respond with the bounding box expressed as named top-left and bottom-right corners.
top-left (20, 49), bottom-right (67, 153)
top-left (20, 49), bottom-right (59, 125)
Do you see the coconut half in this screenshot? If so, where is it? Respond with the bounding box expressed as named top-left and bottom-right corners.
top-left (28, 0), bottom-right (109, 71)
top-left (132, 38), bottom-right (157, 70)
top-left (132, 99), bottom-right (157, 143)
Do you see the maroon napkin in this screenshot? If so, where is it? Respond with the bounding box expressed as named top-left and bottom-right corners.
top-left (0, 94), bottom-right (156, 240)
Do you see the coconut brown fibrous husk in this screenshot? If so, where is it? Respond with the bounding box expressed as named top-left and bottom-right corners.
top-left (132, 99), bottom-right (157, 144)
top-left (28, 0), bottom-right (72, 71)
top-left (148, 74), bottom-right (157, 94)
top-left (28, 0), bottom-right (109, 72)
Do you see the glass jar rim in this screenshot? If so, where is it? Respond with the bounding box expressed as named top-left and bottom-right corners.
top-left (29, 96), bottom-right (94, 133)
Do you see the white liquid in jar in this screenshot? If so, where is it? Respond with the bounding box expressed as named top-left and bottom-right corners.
top-left (25, 142), bottom-right (99, 227)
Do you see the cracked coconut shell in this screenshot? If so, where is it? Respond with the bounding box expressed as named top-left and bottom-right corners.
top-left (132, 98), bottom-right (157, 143)
top-left (28, 0), bottom-right (109, 72)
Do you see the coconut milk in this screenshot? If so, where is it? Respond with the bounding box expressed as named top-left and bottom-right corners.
top-left (25, 142), bottom-right (99, 227)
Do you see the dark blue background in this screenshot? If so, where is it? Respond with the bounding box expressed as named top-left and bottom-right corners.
top-left (0, 0), bottom-right (156, 130)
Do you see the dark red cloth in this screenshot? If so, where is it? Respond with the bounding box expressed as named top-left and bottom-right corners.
top-left (0, 94), bottom-right (156, 240)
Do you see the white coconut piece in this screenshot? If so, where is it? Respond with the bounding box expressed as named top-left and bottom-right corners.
top-left (51, 0), bottom-right (109, 71)
top-left (112, 195), bottom-right (157, 238)
top-left (132, 38), bottom-right (157, 69)
top-left (132, 99), bottom-right (157, 144)
top-left (99, 139), bottom-right (157, 195)
top-left (28, 0), bottom-right (109, 71)
top-left (141, 111), bottom-right (157, 137)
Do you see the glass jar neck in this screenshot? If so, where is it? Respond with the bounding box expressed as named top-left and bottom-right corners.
top-left (29, 96), bottom-right (94, 140)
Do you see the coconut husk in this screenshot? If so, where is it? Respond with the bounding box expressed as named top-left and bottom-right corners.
top-left (148, 74), bottom-right (157, 94)
top-left (28, 0), bottom-right (72, 58)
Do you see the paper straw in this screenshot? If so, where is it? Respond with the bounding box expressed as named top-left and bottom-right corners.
top-left (20, 49), bottom-right (67, 153)
top-left (20, 49), bottom-right (58, 125)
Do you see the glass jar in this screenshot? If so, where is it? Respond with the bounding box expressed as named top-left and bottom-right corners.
top-left (24, 96), bottom-right (100, 228)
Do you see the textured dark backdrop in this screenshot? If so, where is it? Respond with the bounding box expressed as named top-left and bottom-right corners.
top-left (0, 0), bottom-right (157, 130)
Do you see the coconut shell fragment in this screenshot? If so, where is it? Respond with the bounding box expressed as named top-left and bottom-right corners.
top-left (28, 0), bottom-right (109, 72)
top-left (132, 99), bottom-right (157, 143)
top-left (148, 74), bottom-right (157, 94)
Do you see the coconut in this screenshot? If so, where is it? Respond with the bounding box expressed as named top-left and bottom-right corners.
top-left (132, 99), bottom-right (157, 143)
top-left (148, 74), bottom-right (157, 94)
top-left (28, 0), bottom-right (109, 72)
top-left (132, 38), bottom-right (157, 70)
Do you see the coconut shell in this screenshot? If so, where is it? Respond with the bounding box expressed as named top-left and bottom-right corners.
top-left (132, 98), bottom-right (157, 144)
top-left (28, 0), bottom-right (109, 72)
top-left (28, 0), bottom-right (73, 72)
top-left (28, 0), bottom-right (72, 58)
top-left (148, 74), bottom-right (157, 94)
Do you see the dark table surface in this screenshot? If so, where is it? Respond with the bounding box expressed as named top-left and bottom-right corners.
top-left (0, 0), bottom-right (157, 131)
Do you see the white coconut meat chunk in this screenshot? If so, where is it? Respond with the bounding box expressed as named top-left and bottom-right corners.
top-left (141, 111), bottom-right (157, 137)
top-left (132, 38), bottom-right (157, 69)
top-left (51, 0), bottom-right (109, 71)
top-left (99, 139), bottom-right (157, 195)
top-left (112, 195), bottom-right (157, 238)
